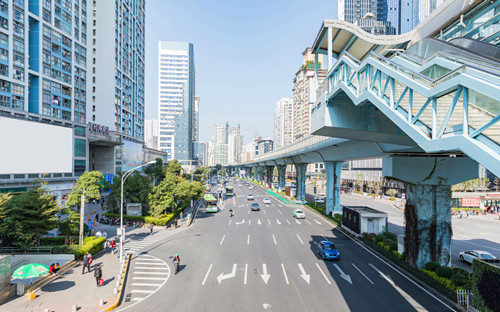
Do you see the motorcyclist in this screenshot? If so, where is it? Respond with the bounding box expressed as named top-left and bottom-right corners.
top-left (173, 253), bottom-right (180, 274)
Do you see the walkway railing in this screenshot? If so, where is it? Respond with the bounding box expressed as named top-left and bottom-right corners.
top-left (0, 246), bottom-right (54, 254)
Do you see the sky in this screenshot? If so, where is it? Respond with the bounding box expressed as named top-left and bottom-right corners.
top-left (145, 0), bottom-right (338, 144)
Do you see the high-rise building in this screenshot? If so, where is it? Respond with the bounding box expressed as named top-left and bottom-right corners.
top-left (292, 48), bottom-right (326, 141)
top-left (193, 95), bottom-right (200, 146)
top-left (0, 0), bottom-right (89, 202)
top-left (145, 119), bottom-right (158, 149)
top-left (419, 0), bottom-right (446, 23)
top-left (274, 98), bottom-right (293, 149)
top-left (213, 124), bottom-right (227, 145)
top-left (257, 138), bottom-right (273, 156)
top-left (90, 0), bottom-right (145, 141)
top-left (213, 144), bottom-right (229, 166)
top-left (388, 0), bottom-right (420, 34)
top-left (157, 41), bottom-right (195, 164)
top-left (228, 133), bottom-right (244, 165)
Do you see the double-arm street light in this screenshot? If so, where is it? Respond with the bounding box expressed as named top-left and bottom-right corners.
top-left (120, 160), bottom-right (156, 263)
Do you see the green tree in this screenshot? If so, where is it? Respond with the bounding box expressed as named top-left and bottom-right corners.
top-left (175, 180), bottom-right (205, 203)
top-left (66, 171), bottom-right (103, 246)
top-left (164, 159), bottom-right (182, 176)
top-left (0, 193), bottom-right (11, 240)
top-left (2, 183), bottom-right (59, 249)
top-left (58, 208), bottom-right (88, 245)
top-left (355, 173), bottom-right (365, 192)
top-left (144, 158), bottom-right (165, 186)
top-left (148, 172), bottom-right (180, 217)
top-left (108, 172), bottom-right (152, 213)
top-left (193, 165), bottom-right (210, 183)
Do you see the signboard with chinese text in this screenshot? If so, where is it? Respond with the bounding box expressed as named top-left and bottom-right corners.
top-left (461, 198), bottom-right (480, 207)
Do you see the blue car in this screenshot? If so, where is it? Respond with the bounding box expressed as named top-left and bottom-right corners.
top-left (317, 241), bottom-right (340, 260)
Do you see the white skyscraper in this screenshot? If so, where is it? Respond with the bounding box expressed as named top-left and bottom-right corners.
top-left (228, 134), bottom-right (244, 165)
top-left (157, 42), bottom-right (195, 163)
top-left (274, 98), bottom-right (294, 149)
top-left (145, 120), bottom-right (159, 149)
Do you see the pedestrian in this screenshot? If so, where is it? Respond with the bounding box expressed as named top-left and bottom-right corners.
top-left (94, 264), bottom-right (103, 287)
top-left (459, 210), bottom-right (463, 219)
top-left (54, 263), bottom-right (60, 274)
top-left (93, 199), bottom-right (96, 205)
top-left (103, 230), bottom-right (107, 239)
top-left (110, 240), bottom-right (116, 254)
top-left (49, 263), bottom-right (57, 276)
top-left (150, 223), bottom-right (153, 234)
top-left (95, 213), bottom-right (99, 223)
top-left (104, 240), bottom-right (110, 253)
top-left (466, 210), bottom-right (470, 218)
top-left (174, 218), bottom-right (178, 228)
top-left (180, 211), bottom-right (183, 221)
top-left (82, 253), bottom-right (91, 274)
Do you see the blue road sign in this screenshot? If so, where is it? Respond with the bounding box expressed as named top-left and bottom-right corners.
top-left (88, 220), bottom-right (94, 230)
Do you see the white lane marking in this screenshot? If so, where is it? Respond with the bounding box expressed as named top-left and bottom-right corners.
top-left (281, 263), bottom-right (289, 285)
top-left (321, 235), bottom-right (327, 241)
top-left (298, 263), bottom-right (310, 284)
top-left (249, 219), bottom-right (251, 226)
top-left (133, 272), bottom-right (169, 275)
top-left (352, 263), bottom-right (374, 284)
top-left (248, 211), bottom-right (250, 215)
top-left (279, 204), bottom-right (283, 207)
top-left (132, 297), bottom-right (145, 301)
top-left (295, 219), bottom-right (301, 225)
top-left (263, 210), bottom-right (267, 215)
top-left (131, 290), bottom-right (154, 294)
top-left (257, 219), bottom-right (262, 225)
top-left (202, 264), bottom-right (213, 285)
top-left (132, 283), bottom-right (163, 287)
top-left (247, 234), bottom-right (250, 245)
top-left (261, 263), bottom-right (270, 284)
top-left (244, 264), bottom-right (248, 285)
top-left (217, 264), bottom-right (237, 284)
top-left (228, 220), bottom-right (232, 226)
top-left (333, 263), bottom-right (352, 284)
top-left (219, 235), bottom-right (226, 246)
top-left (286, 219), bottom-right (291, 225)
top-left (235, 219), bottom-right (245, 225)
top-left (272, 234), bottom-right (277, 245)
top-left (133, 277), bottom-right (166, 281)
top-left (296, 234), bottom-right (304, 245)
top-left (315, 263), bottom-right (331, 284)
top-left (305, 220), bottom-right (311, 225)
top-left (135, 262), bottom-right (165, 266)
top-left (268, 219), bottom-right (271, 225)
top-left (369, 263), bottom-right (427, 310)
top-left (314, 219), bottom-right (321, 225)
top-left (278, 209), bottom-right (282, 214)
top-left (276, 219), bottom-right (281, 225)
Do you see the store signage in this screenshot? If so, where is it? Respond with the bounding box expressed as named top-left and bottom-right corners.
top-left (461, 198), bottom-right (480, 207)
top-left (88, 122), bottom-right (110, 135)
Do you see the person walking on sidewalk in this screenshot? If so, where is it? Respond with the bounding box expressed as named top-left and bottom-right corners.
top-left (180, 211), bottom-right (183, 222)
top-left (94, 264), bottom-right (103, 287)
top-left (150, 223), bottom-right (154, 234)
top-left (82, 253), bottom-right (91, 274)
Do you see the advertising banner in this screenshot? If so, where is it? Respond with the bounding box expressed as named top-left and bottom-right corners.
top-left (461, 198), bottom-right (480, 207)
top-left (122, 139), bottom-right (143, 172)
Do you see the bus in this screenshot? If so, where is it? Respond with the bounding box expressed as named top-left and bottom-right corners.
top-left (226, 186), bottom-right (234, 196)
top-left (204, 194), bottom-right (218, 213)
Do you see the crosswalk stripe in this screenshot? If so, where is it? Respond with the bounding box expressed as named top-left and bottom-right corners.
top-left (133, 272), bottom-right (169, 275)
top-left (135, 262), bottom-right (166, 266)
top-left (131, 289), bottom-right (155, 294)
top-left (134, 267), bottom-right (168, 270)
top-left (132, 277), bottom-right (167, 281)
top-left (132, 297), bottom-right (145, 301)
top-left (131, 283), bottom-right (163, 287)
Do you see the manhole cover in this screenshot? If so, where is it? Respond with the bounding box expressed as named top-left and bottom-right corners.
top-left (253, 268), bottom-right (258, 275)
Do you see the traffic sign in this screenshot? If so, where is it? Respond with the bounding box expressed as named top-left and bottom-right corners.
top-left (88, 220), bottom-right (94, 230)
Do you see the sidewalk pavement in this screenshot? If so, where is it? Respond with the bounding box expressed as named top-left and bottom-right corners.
top-left (0, 201), bottom-right (201, 312)
top-left (1, 250), bottom-right (120, 312)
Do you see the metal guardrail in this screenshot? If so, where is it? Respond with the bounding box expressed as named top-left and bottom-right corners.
top-left (0, 247), bottom-right (53, 254)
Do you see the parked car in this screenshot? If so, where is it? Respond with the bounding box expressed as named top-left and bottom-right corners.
top-left (247, 194), bottom-right (254, 200)
top-left (249, 185), bottom-right (254, 189)
top-left (459, 250), bottom-right (497, 264)
top-left (292, 199), bottom-right (306, 205)
top-left (251, 203), bottom-right (260, 211)
top-left (317, 241), bottom-right (340, 260)
top-left (315, 197), bottom-right (325, 204)
top-left (263, 198), bottom-right (271, 204)
top-left (293, 209), bottom-right (305, 219)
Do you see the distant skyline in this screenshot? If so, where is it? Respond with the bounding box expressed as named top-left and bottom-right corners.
top-left (145, 1), bottom-right (338, 144)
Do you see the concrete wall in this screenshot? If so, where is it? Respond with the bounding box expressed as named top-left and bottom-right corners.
top-left (0, 256), bottom-right (15, 304)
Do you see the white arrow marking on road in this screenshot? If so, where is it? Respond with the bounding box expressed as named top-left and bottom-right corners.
top-left (315, 263), bottom-right (331, 284)
top-left (277, 209), bottom-right (282, 214)
top-left (286, 219), bottom-right (291, 225)
top-left (257, 219), bottom-right (262, 225)
top-left (272, 234), bottom-right (277, 245)
top-left (352, 263), bottom-right (374, 284)
top-left (261, 264), bottom-right (271, 284)
top-left (296, 234), bottom-right (304, 245)
top-left (333, 263), bottom-right (352, 284)
top-left (247, 234), bottom-right (250, 245)
top-left (239, 205), bottom-right (244, 207)
top-left (295, 219), bottom-right (301, 224)
top-left (268, 219), bottom-right (271, 225)
top-left (314, 219), bottom-right (321, 225)
top-left (235, 219), bottom-right (245, 225)
top-left (217, 264), bottom-right (237, 284)
top-left (202, 264), bottom-right (212, 285)
top-left (276, 219), bottom-right (281, 225)
top-left (305, 220), bottom-right (311, 225)
top-left (244, 264), bottom-right (248, 285)
top-left (281, 263), bottom-right (289, 285)
top-left (298, 264), bottom-right (310, 284)
top-left (219, 235), bottom-right (225, 246)
top-left (369, 264), bottom-right (394, 284)
top-left (228, 220), bottom-right (232, 226)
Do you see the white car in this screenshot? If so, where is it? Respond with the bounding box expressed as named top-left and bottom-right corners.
top-left (248, 185), bottom-right (254, 189)
top-left (315, 197), bottom-right (325, 204)
top-left (293, 209), bottom-right (306, 219)
top-left (263, 198), bottom-right (271, 204)
top-left (459, 250), bottom-right (496, 264)
top-left (247, 194), bottom-right (254, 200)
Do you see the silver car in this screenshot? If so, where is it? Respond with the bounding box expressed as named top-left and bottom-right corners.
top-left (459, 250), bottom-right (496, 264)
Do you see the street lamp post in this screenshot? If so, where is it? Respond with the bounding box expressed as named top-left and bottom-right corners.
top-left (120, 160), bottom-right (156, 263)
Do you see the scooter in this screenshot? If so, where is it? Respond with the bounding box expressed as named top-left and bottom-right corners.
top-left (230, 210), bottom-right (234, 217)
top-left (174, 260), bottom-right (179, 274)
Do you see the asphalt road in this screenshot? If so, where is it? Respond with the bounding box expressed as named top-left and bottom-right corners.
top-left (305, 186), bottom-right (500, 271)
top-left (117, 181), bottom-right (456, 312)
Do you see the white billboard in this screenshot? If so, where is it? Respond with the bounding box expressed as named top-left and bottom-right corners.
top-left (0, 117), bottom-right (73, 174)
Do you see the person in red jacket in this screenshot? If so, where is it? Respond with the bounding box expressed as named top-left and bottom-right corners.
top-left (49, 263), bottom-right (58, 276)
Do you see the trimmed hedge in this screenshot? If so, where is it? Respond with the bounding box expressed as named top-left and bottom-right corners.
top-left (471, 259), bottom-right (500, 312)
top-left (52, 236), bottom-right (106, 260)
top-left (424, 261), bottom-right (440, 272)
top-left (40, 237), bottom-right (66, 246)
top-left (436, 266), bottom-right (453, 278)
top-left (422, 269), bottom-right (459, 292)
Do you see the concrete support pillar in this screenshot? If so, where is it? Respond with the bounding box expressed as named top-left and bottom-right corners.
top-left (327, 27), bottom-right (333, 71)
top-left (260, 167), bottom-right (265, 183)
top-left (265, 166), bottom-right (274, 184)
top-left (325, 161), bottom-right (343, 216)
top-left (405, 183), bottom-right (452, 269)
top-left (253, 166), bottom-right (258, 181)
top-left (277, 165), bottom-right (286, 191)
top-left (295, 164), bottom-right (307, 200)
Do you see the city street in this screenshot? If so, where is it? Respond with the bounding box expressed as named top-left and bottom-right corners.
top-left (305, 187), bottom-right (500, 271)
top-left (117, 182), bottom-right (456, 312)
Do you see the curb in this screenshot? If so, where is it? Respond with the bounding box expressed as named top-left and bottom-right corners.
top-left (105, 253), bottom-right (131, 312)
